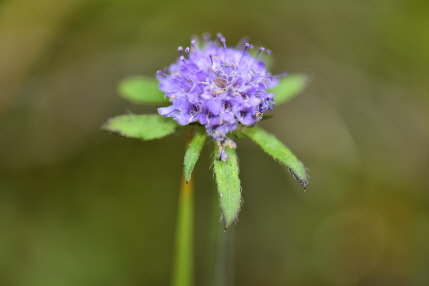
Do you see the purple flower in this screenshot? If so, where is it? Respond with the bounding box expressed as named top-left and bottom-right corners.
top-left (157, 33), bottom-right (280, 143)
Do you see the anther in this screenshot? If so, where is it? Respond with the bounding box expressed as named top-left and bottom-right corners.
top-left (178, 46), bottom-right (183, 56)
top-left (191, 39), bottom-right (197, 50)
top-left (185, 47), bottom-right (190, 54)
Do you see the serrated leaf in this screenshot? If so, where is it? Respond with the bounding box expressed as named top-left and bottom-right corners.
top-left (242, 126), bottom-right (308, 189)
top-left (184, 128), bottom-right (207, 183)
top-left (118, 76), bottom-right (169, 105)
top-left (213, 145), bottom-right (242, 230)
top-left (269, 74), bottom-right (308, 105)
top-left (102, 114), bottom-right (179, 140)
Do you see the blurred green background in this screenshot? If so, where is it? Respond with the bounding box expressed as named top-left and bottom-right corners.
top-left (1, 0), bottom-right (429, 285)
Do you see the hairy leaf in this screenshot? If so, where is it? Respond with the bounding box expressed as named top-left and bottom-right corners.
top-left (118, 76), bottom-right (169, 105)
top-left (213, 145), bottom-right (242, 230)
top-left (269, 74), bottom-right (308, 105)
top-left (242, 126), bottom-right (308, 189)
top-left (184, 128), bottom-right (207, 183)
top-left (102, 114), bottom-right (178, 140)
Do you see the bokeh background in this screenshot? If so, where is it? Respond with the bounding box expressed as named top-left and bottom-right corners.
top-left (1, 0), bottom-right (429, 285)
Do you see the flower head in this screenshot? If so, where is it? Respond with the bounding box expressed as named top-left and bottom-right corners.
top-left (157, 34), bottom-right (280, 143)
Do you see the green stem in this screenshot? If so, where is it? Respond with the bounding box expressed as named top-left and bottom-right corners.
top-left (171, 134), bottom-right (195, 286)
top-left (206, 180), bottom-right (235, 286)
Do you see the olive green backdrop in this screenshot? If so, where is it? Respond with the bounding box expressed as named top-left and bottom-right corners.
top-left (1, 0), bottom-right (429, 285)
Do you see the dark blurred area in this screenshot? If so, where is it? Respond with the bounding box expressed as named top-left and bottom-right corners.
top-left (1, 0), bottom-right (429, 285)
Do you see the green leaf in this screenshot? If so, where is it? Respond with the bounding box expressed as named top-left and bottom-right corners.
top-left (213, 145), bottom-right (242, 230)
top-left (269, 74), bottom-right (308, 105)
top-left (102, 114), bottom-right (179, 140)
top-left (242, 126), bottom-right (308, 189)
top-left (184, 128), bottom-right (207, 183)
top-left (118, 76), bottom-right (169, 105)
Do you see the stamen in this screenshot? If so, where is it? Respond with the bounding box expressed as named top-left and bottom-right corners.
top-left (235, 36), bottom-right (250, 49)
top-left (239, 43), bottom-right (250, 65)
top-left (185, 47), bottom-right (190, 54)
top-left (221, 37), bottom-right (227, 50)
top-left (178, 46), bottom-right (183, 56)
top-left (259, 49), bottom-right (271, 62)
top-left (221, 37), bottom-right (227, 61)
top-left (249, 47), bottom-right (266, 68)
top-left (209, 55), bottom-right (214, 66)
top-left (171, 77), bottom-right (191, 89)
top-left (245, 74), bottom-right (276, 85)
top-left (157, 70), bottom-right (168, 77)
top-left (180, 56), bottom-right (195, 74)
top-left (255, 47), bottom-right (265, 61)
top-left (191, 36), bottom-right (198, 50)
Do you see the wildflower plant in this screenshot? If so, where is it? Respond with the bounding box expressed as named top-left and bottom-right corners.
top-left (102, 33), bottom-right (308, 285)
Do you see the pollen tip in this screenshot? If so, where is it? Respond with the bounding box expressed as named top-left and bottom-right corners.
top-left (185, 47), bottom-right (190, 54)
